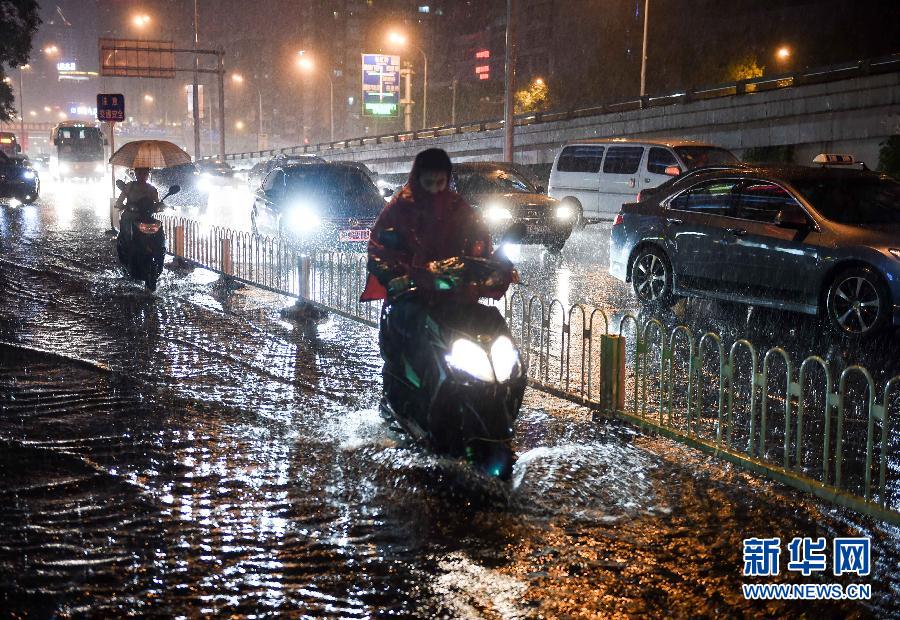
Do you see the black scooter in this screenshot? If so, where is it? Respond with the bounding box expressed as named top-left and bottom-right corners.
top-left (115, 180), bottom-right (180, 291)
top-left (378, 225), bottom-right (527, 480)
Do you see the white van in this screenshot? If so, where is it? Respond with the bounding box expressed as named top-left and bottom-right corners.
top-left (548, 138), bottom-right (738, 223)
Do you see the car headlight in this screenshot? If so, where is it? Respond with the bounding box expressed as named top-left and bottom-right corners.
top-left (490, 336), bottom-right (519, 382)
top-left (59, 163), bottom-right (70, 174)
top-left (555, 204), bottom-right (573, 220)
top-left (485, 204), bottom-right (513, 222)
top-left (95, 163), bottom-right (105, 173)
top-left (889, 248), bottom-right (900, 260)
top-left (197, 175), bottom-right (212, 193)
top-left (285, 202), bottom-right (321, 232)
top-left (22, 170), bottom-right (35, 180)
top-left (446, 338), bottom-right (495, 382)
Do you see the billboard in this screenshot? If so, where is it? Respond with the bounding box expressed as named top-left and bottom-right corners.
top-left (99, 38), bottom-right (176, 79)
top-left (361, 54), bottom-right (400, 118)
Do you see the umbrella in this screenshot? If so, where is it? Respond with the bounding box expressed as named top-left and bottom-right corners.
top-left (109, 140), bottom-right (192, 168)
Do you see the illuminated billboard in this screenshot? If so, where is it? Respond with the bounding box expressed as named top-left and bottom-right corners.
top-left (361, 54), bottom-right (400, 118)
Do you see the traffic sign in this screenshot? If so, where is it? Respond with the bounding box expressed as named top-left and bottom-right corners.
top-left (97, 94), bottom-right (125, 122)
top-left (361, 54), bottom-right (400, 118)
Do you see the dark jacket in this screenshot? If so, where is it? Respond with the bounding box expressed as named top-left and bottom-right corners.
top-left (360, 165), bottom-right (493, 302)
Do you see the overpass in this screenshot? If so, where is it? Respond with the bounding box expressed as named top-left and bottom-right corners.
top-left (224, 54), bottom-right (900, 174)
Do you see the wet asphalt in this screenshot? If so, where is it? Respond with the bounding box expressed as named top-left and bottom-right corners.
top-left (0, 182), bottom-right (897, 618)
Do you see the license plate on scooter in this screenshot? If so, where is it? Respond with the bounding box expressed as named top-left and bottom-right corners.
top-left (339, 228), bottom-right (370, 242)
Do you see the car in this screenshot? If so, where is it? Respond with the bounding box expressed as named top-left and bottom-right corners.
top-left (248, 153), bottom-right (325, 189)
top-left (452, 161), bottom-right (575, 253)
top-left (609, 155), bottom-right (900, 338)
top-left (151, 163), bottom-right (206, 207)
top-left (251, 162), bottom-right (385, 251)
top-left (549, 138), bottom-right (739, 225)
top-left (196, 159), bottom-right (236, 190)
top-left (0, 153), bottom-right (40, 204)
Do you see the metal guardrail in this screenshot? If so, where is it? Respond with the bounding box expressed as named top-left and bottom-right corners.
top-left (160, 214), bottom-right (900, 523)
top-left (215, 53), bottom-right (900, 165)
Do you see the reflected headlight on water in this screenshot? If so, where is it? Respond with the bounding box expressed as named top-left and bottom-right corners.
top-left (285, 201), bottom-right (321, 232)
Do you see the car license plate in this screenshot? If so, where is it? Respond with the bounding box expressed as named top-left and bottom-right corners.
top-left (339, 228), bottom-right (370, 242)
top-left (526, 223), bottom-right (551, 235)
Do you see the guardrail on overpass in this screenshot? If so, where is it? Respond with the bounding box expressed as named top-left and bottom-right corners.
top-left (220, 53), bottom-right (900, 168)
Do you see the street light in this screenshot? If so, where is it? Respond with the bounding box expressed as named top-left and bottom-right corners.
top-left (296, 53), bottom-right (335, 143)
top-left (43, 45), bottom-right (59, 56)
top-left (386, 30), bottom-right (428, 129)
top-left (776, 46), bottom-right (791, 62)
top-left (143, 94), bottom-right (154, 103)
top-left (235, 120), bottom-right (245, 130)
top-left (133, 14), bottom-right (151, 28)
top-left (230, 72), bottom-right (264, 150)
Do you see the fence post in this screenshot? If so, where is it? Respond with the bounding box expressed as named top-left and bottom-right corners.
top-left (221, 237), bottom-right (233, 276)
top-left (298, 254), bottom-right (311, 300)
top-left (173, 225), bottom-right (186, 268)
top-left (600, 334), bottom-right (626, 412)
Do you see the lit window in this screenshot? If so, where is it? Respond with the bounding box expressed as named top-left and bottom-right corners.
top-left (475, 49), bottom-right (490, 59)
top-left (418, 5), bottom-right (430, 12)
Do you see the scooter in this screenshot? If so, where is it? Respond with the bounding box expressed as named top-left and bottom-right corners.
top-left (378, 225), bottom-right (527, 480)
top-left (115, 180), bottom-right (180, 291)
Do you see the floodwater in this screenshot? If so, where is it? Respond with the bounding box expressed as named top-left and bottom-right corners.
top-left (0, 182), bottom-right (898, 617)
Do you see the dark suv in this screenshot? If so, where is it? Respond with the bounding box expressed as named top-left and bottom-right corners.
top-left (609, 162), bottom-right (900, 337)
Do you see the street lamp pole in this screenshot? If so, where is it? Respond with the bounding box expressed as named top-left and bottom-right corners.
top-left (192, 0), bottom-right (201, 159)
top-left (416, 46), bottom-right (428, 129)
top-left (639, 0), bottom-right (649, 97)
top-left (502, 0), bottom-right (517, 162)
top-left (327, 74), bottom-right (334, 143)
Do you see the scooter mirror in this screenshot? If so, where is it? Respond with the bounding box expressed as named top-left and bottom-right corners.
top-left (499, 223), bottom-right (527, 246)
top-left (115, 179), bottom-right (127, 191)
top-left (167, 184), bottom-right (181, 196)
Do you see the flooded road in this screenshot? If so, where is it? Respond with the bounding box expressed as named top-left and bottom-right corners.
top-left (0, 183), bottom-right (898, 617)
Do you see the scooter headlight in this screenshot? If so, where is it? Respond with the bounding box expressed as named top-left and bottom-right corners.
top-left (490, 336), bottom-right (519, 382)
top-left (446, 338), bottom-right (495, 382)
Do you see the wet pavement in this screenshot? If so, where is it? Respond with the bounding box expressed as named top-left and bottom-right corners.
top-left (0, 182), bottom-right (898, 617)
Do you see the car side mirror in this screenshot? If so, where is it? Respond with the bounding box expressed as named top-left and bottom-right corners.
top-left (116, 179), bottom-right (127, 191)
top-left (664, 165), bottom-right (681, 176)
top-left (15, 144), bottom-right (21, 153)
top-left (775, 208), bottom-right (808, 229)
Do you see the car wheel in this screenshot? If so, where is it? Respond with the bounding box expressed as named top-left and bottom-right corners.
top-left (631, 246), bottom-right (673, 306)
top-left (825, 267), bottom-right (889, 338)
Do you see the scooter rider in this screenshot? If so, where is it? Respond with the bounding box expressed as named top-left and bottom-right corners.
top-left (115, 167), bottom-right (158, 239)
top-left (361, 149), bottom-right (508, 418)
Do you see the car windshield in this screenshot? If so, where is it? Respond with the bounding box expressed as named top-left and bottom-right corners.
top-left (458, 167), bottom-right (538, 195)
top-left (674, 146), bottom-right (738, 169)
top-left (285, 166), bottom-right (380, 203)
top-left (793, 176), bottom-right (900, 225)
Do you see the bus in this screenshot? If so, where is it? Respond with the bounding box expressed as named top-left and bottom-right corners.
top-left (50, 121), bottom-right (106, 181)
top-left (0, 131), bottom-right (21, 158)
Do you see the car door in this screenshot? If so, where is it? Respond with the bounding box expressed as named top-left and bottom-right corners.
top-left (256, 169), bottom-right (285, 216)
top-left (551, 145), bottom-right (604, 216)
top-left (598, 146), bottom-right (645, 218)
top-left (714, 179), bottom-right (820, 305)
top-left (664, 178), bottom-right (741, 290)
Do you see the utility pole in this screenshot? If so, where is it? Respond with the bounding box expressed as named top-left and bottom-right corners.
top-left (17, 67), bottom-right (25, 151)
top-left (502, 0), bottom-right (517, 162)
top-left (217, 51), bottom-right (225, 160)
top-left (640, 0), bottom-right (649, 97)
top-left (192, 0), bottom-right (201, 159)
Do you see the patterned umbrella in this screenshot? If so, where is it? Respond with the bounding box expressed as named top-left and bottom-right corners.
top-left (109, 140), bottom-right (192, 168)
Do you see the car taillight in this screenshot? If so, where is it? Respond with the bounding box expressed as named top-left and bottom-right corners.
top-left (138, 222), bottom-right (161, 234)
top-left (613, 213), bottom-right (624, 226)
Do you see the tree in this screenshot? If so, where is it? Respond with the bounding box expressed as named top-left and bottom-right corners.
top-left (0, 0), bottom-right (41, 122)
top-left (726, 56), bottom-right (765, 82)
top-left (877, 135), bottom-right (900, 180)
top-left (514, 78), bottom-right (550, 114)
